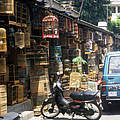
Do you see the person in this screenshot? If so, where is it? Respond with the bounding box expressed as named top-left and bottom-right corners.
top-left (101, 48), bottom-right (107, 64)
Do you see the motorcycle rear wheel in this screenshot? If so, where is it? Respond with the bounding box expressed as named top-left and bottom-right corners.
top-left (84, 102), bottom-right (101, 120)
top-left (41, 102), bottom-right (60, 119)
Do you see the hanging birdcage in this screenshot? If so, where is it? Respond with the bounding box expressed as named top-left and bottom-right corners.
top-left (0, 58), bottom-right (6, 74)
top-left (74, 23), bottom-right (78, 38)
top-left (15, 29), bottom-right (25, 49)
top-left (17, 54), bottom-right (27, 67)
top-left (68, 19), bottom-right (72, 32)
top-left (0, 28), bottom-right (7, 52)
top-left (0, 0), bottom-right (14, 14)
top-left (42, 16), bottom-right (59, 39)
top-left (24, 32), bottom-right (30, 48)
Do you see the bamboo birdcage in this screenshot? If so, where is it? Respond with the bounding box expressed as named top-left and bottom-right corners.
top-left (0, 58), bottom-right (6, 74)
top-left (0, 0), bottom-right (14, 14)
top-left (68, 19), bottom-right (72, 32)
top-left (70, 72), bottom-right (81, 88)
top-left (24, 32), bottom-right (30, 48)
top-left (15, 29), bottom-right (25, 49)
top-left (0, 28), bottom-right (7, 52)
top-left (17, 54), bottom-right (27, 66)
top-left (74, 23), bottom-right (78, 38)
top-left (42, 16), bottom-right (59, 39)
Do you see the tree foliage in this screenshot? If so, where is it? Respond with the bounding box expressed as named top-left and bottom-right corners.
top-left (81, 0), bottom-right (110, 25)
top-left (72, 56), bottom-right (87, 64)
top-left (109, 15), bottom-right (120, 35)
top-left (56, 0), bottom-right (110, 26)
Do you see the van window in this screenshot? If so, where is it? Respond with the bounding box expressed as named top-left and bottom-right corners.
top-left (109, 56), bottom-right (120, 75)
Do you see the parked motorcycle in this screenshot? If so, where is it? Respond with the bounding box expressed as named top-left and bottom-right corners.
top-left (41, 73), bottom-right (102, 120)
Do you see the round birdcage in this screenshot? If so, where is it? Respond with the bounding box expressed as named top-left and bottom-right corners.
top-left (42, 16), bottom-right (59, 39)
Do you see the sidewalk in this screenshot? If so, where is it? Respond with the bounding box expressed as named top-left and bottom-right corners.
top-left (19, 111), bottom-right (43, 120)
top-left (19, 111), bottom-right (87, 120)
top-left (28, 113), bottom-right (86, 120)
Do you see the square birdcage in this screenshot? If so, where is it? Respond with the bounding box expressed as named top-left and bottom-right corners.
top-left (0, 28), bottom-right (7, 52)
top-left (0, 0), bottom-right (14, 15)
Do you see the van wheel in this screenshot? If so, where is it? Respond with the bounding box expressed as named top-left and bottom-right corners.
top-left (102, 100), bottom-right (109, 111)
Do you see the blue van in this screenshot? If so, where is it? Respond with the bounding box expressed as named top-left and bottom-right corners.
top-left (101, 51), bottom-right (120, 110)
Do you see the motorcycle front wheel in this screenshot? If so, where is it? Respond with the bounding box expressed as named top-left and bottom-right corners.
top-left (84, 102), bottom-right (101, 120)
top-left (41, 102), bottom-right (60, 119)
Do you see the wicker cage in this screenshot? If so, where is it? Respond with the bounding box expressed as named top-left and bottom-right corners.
top-left (15, 30), bottom-right (25, 49)
top-left (24, 32), bottom-right (30, 48)
top-left (0, 0), bottom-right (14, 14)
top-left (17, 54), bottom-right (27, 66)
top-left (0, 28), bottom-right (7, 52)
top-left (0, 58), bottom-right (6, 74)
top-left (70, 72), bottom-right (81, 88)
top-left (74, 23), bottom-right (78, 38)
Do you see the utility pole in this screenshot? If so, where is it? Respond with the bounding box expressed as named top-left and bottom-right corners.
top-left (78, 0), bottom-right (85, 20)
top-left (103, 4), bottom-right (110, 25)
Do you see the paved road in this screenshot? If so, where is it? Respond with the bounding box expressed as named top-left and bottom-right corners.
top-left (101, 103), bottom-right (120, 120)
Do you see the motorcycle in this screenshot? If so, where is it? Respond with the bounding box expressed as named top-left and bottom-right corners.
top-left (41, 73), bottom-right (102, 120)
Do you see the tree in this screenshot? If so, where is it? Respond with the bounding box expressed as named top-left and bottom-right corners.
top-left (80, 0), bottom-right (110, 25)
top-left (55, 0), bottom-right (110, 26)
top-left (109, 15), bottom-right (120, 35)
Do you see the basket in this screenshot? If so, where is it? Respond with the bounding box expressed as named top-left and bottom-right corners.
top-left (0, 0), bottom-right (14, 14)
top-left (17, 54), bottom-right (27, 66)
top-left (70, 72), bottom-right (81, 88)
top-left (25, 32), bottom-right (30, 48)
top-left (0, 58), bottom-right (6, 74)
top-left (15, 30), bottom-right (25, 49)
top-left (0, 28), bottom-right (7, 52)
top-left (30, 80), bottom-right (50, 94)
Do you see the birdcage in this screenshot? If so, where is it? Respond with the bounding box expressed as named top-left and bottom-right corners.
top-left (15, 29), bottom-right (25, 49)
top-left (17, 54), bottom-right (27, 67)
top-left (74, 23), bottom-right (78, 38)
top-left (42, 16), bottom-right (59, 39)
top-left (0, 0), bottom-right (14, 14)
top-left (24, 32), bottom-right (30, 48)
top-left (0, 58), bottom-right (6, 74)
top-left (0, 28), bottom-right (7, 52)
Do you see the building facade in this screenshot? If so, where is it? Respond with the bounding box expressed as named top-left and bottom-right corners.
top-left (110, 0), bottom-right (120, 21)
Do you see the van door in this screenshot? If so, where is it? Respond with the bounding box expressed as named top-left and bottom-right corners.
top-left (106, 55), bottom-right (120, 100)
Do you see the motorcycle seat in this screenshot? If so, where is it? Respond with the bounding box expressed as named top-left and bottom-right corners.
top-left (69, 91), bottom-right (97, 101)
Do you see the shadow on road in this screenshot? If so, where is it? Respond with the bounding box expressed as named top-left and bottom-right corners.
top-left (53, 118), bottom-right (86, 120)
top-left (102, 103), bottom-right (120, 115)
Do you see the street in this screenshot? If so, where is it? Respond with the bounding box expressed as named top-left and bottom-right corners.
top-left (42, 103), bottom-right (120, 120)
